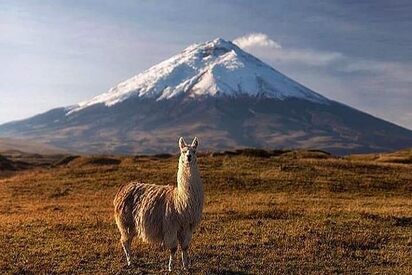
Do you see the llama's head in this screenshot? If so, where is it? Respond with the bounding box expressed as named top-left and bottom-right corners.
top-left (179, 137), bottom-right (199, 166)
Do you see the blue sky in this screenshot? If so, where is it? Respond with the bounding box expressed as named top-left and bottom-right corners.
top-left (1, 0), bottom-right (411, 128)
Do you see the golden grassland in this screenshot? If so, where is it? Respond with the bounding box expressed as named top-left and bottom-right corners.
top-left (0, 150), bottom-right (411, 274)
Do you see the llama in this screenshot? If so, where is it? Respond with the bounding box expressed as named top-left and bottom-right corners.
top-left (113, 137), bottom-right (204, 271)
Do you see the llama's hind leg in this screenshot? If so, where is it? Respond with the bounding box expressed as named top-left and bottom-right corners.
top-left (121, 233), bottom-right (134, 266)
top-left (115, 216), bottom-right (135, 266)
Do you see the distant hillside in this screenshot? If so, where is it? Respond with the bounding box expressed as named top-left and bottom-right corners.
top-left (347, 148), bottom-right (412, 164)
top-left (0, 137), bottom-right (66, 155)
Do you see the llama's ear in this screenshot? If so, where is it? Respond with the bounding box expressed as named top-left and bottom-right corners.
top-left (179, 137), bottom-right (186, 150)
top-left (191, 137), bottom-right (199, 150)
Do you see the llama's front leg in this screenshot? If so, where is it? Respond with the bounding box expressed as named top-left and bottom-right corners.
top-left (181, 248), bottom-right (189, 270)
top-left (165, 233), bottom-right (178, 272)
top-left (168, 246), bottom-right (177, 272)
top-left (178, 230), bottom-right (193, 270)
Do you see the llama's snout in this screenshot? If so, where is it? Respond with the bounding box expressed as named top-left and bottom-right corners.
top-left (187, 155), bottom-right (192, 162)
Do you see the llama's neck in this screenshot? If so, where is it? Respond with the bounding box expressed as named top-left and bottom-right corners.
top-left (176, 162), bottom-right (201, 196)
top-left (174, 161), bottom-right (203, 215)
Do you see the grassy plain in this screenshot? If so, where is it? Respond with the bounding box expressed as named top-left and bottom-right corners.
top-left (0, 149), bottom-right (411, 274)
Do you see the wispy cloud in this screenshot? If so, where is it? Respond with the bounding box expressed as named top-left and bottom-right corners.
top-left (341, 60), bottom-right (412, 85)
top-left (233, 33), bottom-right (281, 49)
top-left (233, 33), bottom-right (343, 66)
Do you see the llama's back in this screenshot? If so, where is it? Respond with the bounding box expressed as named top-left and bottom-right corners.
top-left (113, 182), bottom-right (176, 244)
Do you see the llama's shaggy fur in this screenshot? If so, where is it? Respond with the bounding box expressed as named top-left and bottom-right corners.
top-left (113, 137), bottom-right (203, 271)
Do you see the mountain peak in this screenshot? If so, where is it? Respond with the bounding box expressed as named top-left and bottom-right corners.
top-left (208, 37), bottom-right (237, 50)
top-left (187, 37), bottom-right (235, 51)
top-left (69, 38), bottom-right (328, 113)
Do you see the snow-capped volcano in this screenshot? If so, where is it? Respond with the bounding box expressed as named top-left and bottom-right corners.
top-left (1, 38), bottom-right (412, 155)
top-left (70, 38), bottom-right (327, 113)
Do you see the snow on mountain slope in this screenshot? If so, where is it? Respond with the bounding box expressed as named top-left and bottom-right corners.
top-left (68, 38), bottom-right (328, 114)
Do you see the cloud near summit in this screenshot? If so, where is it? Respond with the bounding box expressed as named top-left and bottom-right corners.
top-left (233, 33), bottom-right (343, 66)
top-left (233, 33), bottom-right (281, 49)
